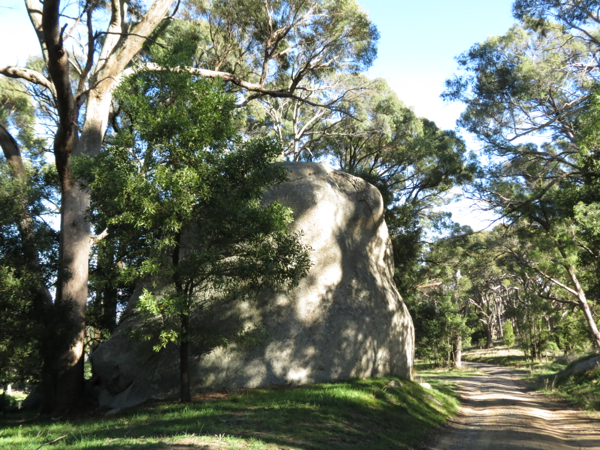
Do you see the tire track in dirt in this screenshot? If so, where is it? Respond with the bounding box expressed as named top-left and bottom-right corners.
top-left (427, 362), bottom-right (600, 450)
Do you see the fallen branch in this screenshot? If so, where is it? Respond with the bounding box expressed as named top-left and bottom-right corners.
top-left (35, 434), bottom-right (68, 450)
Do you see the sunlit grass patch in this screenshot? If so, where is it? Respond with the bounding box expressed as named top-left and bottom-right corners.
top-left (416, 361), bottom-right (487, 379)
top-left (0, 376), bottom-right (459, 450)
top-left (462, 345), bottom-right (568, 374)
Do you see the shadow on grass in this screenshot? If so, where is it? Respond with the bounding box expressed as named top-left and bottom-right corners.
top-left (0, 377), bottom-right (460, 450)
top-left (461, 349), bottom-right (600, 413)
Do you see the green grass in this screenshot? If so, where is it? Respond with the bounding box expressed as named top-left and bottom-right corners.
top-left (538, 356), bottom-right (600, 412)
top-left (0, 376), bottom-right (459, 450)
top-left (462, 345), bottom-right (567, 374)
top-left (416, 361), bottom-right (487, 379)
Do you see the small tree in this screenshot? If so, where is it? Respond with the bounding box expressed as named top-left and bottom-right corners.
top-left (503, 320), bottom-right (515, 347)
top-left (80, 70), bottom-right (311, 402)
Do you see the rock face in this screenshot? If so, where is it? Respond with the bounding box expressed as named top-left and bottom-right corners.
top-left (563, 354), bottom-right (600, 378)
top-left (91, 162), bottom-right (415, 408)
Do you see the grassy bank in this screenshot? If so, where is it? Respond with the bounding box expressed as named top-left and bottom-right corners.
top-left (0, 376), bottom-right (459, 450)
top-left (463, 345), bottom-right (600, 412)
top-left (538, 356), bottom-right (600, 412)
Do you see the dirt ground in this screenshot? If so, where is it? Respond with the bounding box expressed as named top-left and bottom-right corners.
top-left (426, 362), bottom-right (600, 450)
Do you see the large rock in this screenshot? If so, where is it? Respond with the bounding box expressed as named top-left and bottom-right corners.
top-left (91, 162), bottom-right (415, 408)
top-left (560, 354), bottom-right (600, 379)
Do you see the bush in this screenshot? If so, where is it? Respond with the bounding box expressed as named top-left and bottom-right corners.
top-left (503, 320), bottom-right (515, 347)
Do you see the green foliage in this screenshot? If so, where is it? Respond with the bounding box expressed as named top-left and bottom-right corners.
top-left (410, 294), bottom-right (471, 366)
top-left (513, 0), bottom-right (600, 30)
top-left (444, 5), bottom-right (600, 349)
top-left (79, 68), bottom-right (311, 400)
top-left (444, 21), bottom-right (593, 149)
top-left (515, 316), bottom-right (552, 361)
top-left (0, 267), bottom-right (43, 386)
top-left (553, 312), bottom-right (594, 354)
top-left (0, 77), bottom-right (46, 156)
top-left (503, 320), bottom-right (515, 347)
top-left (323, 78), bottom-right (475, 210)
top-left (0, 84), bottom-right (61, 388)
top-left (181, 0), bottom-right (379, 81)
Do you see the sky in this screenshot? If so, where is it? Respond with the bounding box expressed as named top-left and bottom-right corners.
top-left (0, 0), bottom-right (518, 229)
top-left (359, 0), bottom-right (516, 131)
top-left (358, 0), bottom-right (517, 230)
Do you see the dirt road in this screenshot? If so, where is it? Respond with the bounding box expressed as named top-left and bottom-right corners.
top-left (427, 362), bottom-right (600, 450)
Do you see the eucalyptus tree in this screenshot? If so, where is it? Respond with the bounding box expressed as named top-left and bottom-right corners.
top-left (473, 145), bottom-right (600, 347)
top-left (443, 19), bottom-right (597, 216)
top-left (408, 227), bottom-right (475, 367)
top-left (310, 78), bottom-right (476, 297)
top-left (0, 0), bottom-right (377, 412)
top-left (494, 227), bottom-right (585, 358)
top-left (317, 78), bottom-right (475, 206)
top-left (513, 0), bottom-right (600, 36)
top-left (444, 3), bottom-right (600, 348)
top-left (242, 73), bottom-right (372, 160)
top-left (444, 19), bottom-right (598, 148)
top-left (461, 233), bottom-right (507, 349)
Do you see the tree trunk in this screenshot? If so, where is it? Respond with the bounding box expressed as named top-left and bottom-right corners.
top-left (580, 301), bottom-right (600, 348)
top-left (453, 335), bottom-right (462, 368)
top-left (47, 182), bottom-right (91, 413)
top-left (180, 313), bottom-right (191, 403)
top-left (564, 266), bottom-right (600, 348)
top-left (172, 231), bottom-right (191, 403)
top-left (497, 309), bottom-right (503, 338)
top-left (44, 84), bottom-right (123, 413)
top-left (485, 322), bottom-right (494, 349)
top-left (12, 0), bottom-right (176, 414)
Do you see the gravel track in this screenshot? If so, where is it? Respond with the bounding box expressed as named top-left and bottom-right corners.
top-left (427, 362), bottom-right (600, 450)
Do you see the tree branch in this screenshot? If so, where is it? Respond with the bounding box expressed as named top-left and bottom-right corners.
top-left (90, 228), bottom-right (109, 245)
top-left (129, 63), bottom-right (348, 112)
top-left (0, 66), bottom-right (56, 97)
top-left (25, 0), bottom-right (49, 63)
top-left (533, 267), bottom-right (579, 297)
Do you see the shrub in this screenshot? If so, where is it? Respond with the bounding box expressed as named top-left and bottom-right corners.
top-left (503, 320), bottom-right (515, 347)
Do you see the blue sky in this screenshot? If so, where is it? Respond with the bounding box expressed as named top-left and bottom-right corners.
top-left (359, 0), bottom-right (516, 131)
top-left (358, 0), bottom-right (517, 229)
top-left (0, 0), bottom-right (518, 229)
